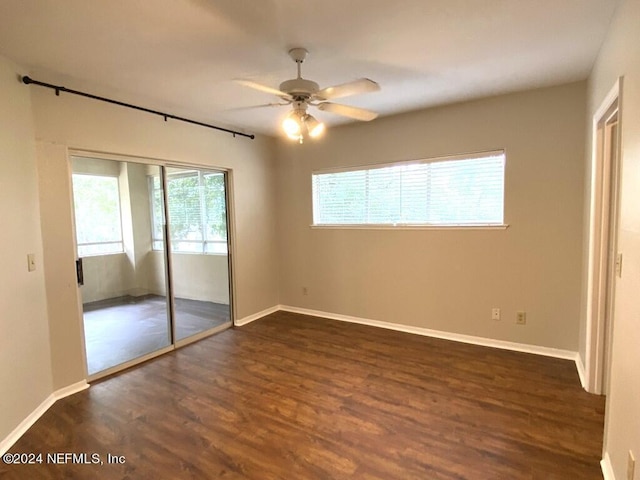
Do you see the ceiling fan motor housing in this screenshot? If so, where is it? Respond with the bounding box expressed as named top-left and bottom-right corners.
top-left (279, 78), bottom-right (319, 100)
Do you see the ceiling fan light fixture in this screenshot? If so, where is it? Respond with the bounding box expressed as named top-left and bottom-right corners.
top-left (305, 114), bottom-right (325, 138)
top-left (282, 110), bottom-right (325, 143)
top-left (282, 111), bottom-right (302, 138)
top-left (285, 131), bottom-right (302, 141)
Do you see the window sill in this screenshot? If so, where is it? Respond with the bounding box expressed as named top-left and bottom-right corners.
top-left (79, 251), bottom-right (126, 258)
top-left (310, 224), bottom-right (509, 231)
top-left (151, 249), bottom-right (228, 256)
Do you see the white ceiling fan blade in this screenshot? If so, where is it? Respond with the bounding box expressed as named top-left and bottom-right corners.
top-left (225, 102), bottom-right (290, 112)
top-left (235, 79), bottom-right (290, 98)
top-left (315, 78), bottom-right (380, 100)
top-left (317, 102), bottom-right (379, 121)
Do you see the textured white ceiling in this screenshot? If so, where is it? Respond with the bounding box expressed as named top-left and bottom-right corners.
top-left (0, 0), bottom-right (621, 137)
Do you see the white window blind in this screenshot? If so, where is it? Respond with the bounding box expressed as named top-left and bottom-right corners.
top-left (149, 171), bottom-right (228, 254)
top-left (312, 151), bottom-right (505, 226)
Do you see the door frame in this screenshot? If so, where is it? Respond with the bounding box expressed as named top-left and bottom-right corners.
top-left (68, 149), bottom-right (237, 381)
top-left (163, 164), bottom-right (235, 348)
top-left (584, 77), bottom-right (623, 395)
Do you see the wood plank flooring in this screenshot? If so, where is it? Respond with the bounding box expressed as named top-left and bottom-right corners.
top-left (0, 311), bottom-right (605, 479)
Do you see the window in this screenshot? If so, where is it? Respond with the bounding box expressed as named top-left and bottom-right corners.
top-left (72, 174), bottom-right (124, 256)
top-left (149, 170), bottom-right (228, 254)
top-left (312, 151), bottom-right (505, 227)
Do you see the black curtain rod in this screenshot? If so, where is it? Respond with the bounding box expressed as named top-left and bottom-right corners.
top-left (21, 76), bottom-right (255, 140)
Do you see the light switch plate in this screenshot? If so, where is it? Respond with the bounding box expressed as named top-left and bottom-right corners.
top-left (27, 253), bottom-right (36, 272)
top-left (616, 253), bottom-right (623, 278)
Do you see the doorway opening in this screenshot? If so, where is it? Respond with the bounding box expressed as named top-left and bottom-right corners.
top-left (585, 78), bottom-right (622, 395)
top-left (70, 154), bottom-right (233, 378)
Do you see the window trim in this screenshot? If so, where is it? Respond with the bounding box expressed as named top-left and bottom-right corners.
top-left (72, 172), bottom-right (125, 256)
top-left (310, 224), bottom-right (509, 230)
top-left (311, 149), bottom-right (508, 230)
top-left (149, 170), bottom-right (228, 255)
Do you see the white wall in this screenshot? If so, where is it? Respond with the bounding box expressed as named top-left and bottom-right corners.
top-left (118, 161), bottom-right (149, 297)
top-left (31, 84), bottom-right (278, 389)
top-left (80, 254), bottom-right (135, 303)
top-left (584, 0), bottom-right (640, 477)
top-left (277, 82), bottom-right (586, 351)
top-left (153, 252), bottom-right (231, 304)
top-left (81, 252), bottom-right (230, 305)
top-left (0, 56), bottom-right (53, 442)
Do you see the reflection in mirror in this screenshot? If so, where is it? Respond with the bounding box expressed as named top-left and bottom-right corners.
top-left (162, 167), bottom-right (231, 341)
top-left (72, 158), bottom-right (172, 375)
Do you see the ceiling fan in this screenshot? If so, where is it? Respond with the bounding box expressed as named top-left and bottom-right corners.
top-left (236, 48), bottom-right (380, 143)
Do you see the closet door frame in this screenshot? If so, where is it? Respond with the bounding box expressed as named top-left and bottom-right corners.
top-left (69, 149), bottom-right (236, 381)
top-left (164, 164), bottom-right (234, 349)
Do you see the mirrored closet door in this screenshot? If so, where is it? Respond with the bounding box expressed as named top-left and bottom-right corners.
top-left (164, 167), bottom-right (232, 343)
top-left (71, 155), bottom-right (232, 378)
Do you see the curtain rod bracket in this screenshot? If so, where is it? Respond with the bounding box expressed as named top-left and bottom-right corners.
top-left (21, 75), bottom-right (255, 140)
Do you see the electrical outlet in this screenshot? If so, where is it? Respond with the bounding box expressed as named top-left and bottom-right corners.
top-left (628, 450), bottom-right (635, 480)
top-left (302, 287), bottom-right (308, 296)
top-left (492, 308), bottom-right (500, 320)
top-left (516, 311), bottom-right (526, 325)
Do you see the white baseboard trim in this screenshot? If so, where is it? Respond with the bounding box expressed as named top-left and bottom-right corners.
top-left (601, 452), bottom-right (616, 480)
top-left (575, 353), bottom-right (587, 389)
top-left (0, 396), bottom-right (55, 456)
top-left (234, 305), bottom-right (280, 327)
top-left (279, 305), bottom-right (577, 361)
top-left (0, 380), bottom-right (89, 455)
top-left (53, 380), bottom-right (90, 400)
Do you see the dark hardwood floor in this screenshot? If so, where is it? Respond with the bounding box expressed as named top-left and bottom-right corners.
top-left (0, 311), bottom-right (605, 479)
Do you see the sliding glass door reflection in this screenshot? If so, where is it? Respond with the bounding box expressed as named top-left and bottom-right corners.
top-left (72, 157), bottom-right (233, 378)
top-left (164, 167), bottom-right (232, 341)
top-left (72, 158), bottom-right (172, 375)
